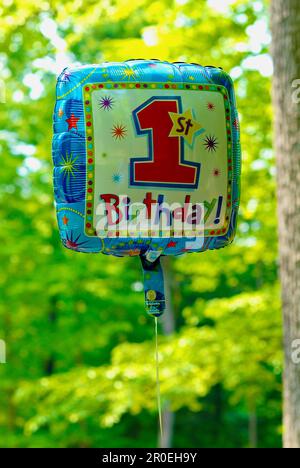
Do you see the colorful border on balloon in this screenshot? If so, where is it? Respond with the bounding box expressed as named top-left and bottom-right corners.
top-left (82, 81), bottom-right (233, 238)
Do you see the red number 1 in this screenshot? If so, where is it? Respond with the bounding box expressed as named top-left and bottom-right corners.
top-left (130, 97), bottom-right (200, 189)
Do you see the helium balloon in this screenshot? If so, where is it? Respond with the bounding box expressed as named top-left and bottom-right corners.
top-left (52, 60), bottom-right (241, 317)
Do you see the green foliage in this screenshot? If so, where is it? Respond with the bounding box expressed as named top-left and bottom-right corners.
top-left (0, 0), bottom-right (281, 448)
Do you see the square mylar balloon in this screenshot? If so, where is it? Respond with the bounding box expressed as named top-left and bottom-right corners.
top-left (52, 60), bottom-right (241, 315)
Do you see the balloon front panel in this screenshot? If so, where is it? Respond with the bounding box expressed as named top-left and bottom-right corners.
top-left (53, 62), bottom-right (241, 256)
top-left (83, 83), bottom-right (232, 239)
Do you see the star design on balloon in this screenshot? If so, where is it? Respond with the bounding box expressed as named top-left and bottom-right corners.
top-left (203, 134), bottom-right (218, 152)
top-left (169, 109), bottom-right (205, 146)
top-left (128, 248), bottom-right (141, 257)
top-left (60, 153), bottom-right (78, 178)
top-left (123, 68), bottom-right (136, 79)
top-left (58, 108), bottom-right (64, 118)
top-left (62, 215), bottom-right (69, 225)
top-left (61, 70), bottom-right (71, 82)
top-left (99, 95), bottom-right (114, 111)
top-left (167, 241), bottom-right (177, 248)
top-left (66, 114), bottom-right (79, 130)
top-left (111, 124), bottom-right (127, 140)
top-left (112, 173), bottom-right (123, 184)
top-left (233, 118), bottom-right (239, 129)
top-left (207, 102), bottom-right (215, 111)
top-left (64, 233), bottom-right (88, 251)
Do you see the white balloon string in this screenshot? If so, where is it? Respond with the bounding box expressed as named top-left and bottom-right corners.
top-left (155, 316), bottom-right (163, 441)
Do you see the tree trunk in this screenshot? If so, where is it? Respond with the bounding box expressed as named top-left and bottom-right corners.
top-left (158, 257), bottom-right (176, 448)
top-left (271, 0), bottom-right (300, 448)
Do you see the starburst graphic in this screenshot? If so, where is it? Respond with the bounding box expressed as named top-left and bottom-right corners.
top-left (112, 173), bottom-right (124, 184)
top-left (111, 124), bottom-right (127, 140)
top-left (207, 102), bottom-right (215, 111)
top-left (203, 135), bottom-right (218, 152)
top-left (99, 95), bottom-right (114, 111)
top-left (123, 68), bottom-right (135, 79)
top-left (64, 233), bottom-right (88, 251)
top-left (60, 153), bottom-right (79, 178)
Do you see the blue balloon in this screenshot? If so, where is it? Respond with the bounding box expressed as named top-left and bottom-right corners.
top-left (52, 60), bottom-right (241, 316)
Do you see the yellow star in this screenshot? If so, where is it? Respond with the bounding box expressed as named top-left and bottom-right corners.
top-left (123, 69), bottom-right (135, 79)
top-left (58, 108), bottom-right (64, 118)
top-left (188, 75), bottom-right (195, 81)
top-left (169, 109), bottom-right (205, 145)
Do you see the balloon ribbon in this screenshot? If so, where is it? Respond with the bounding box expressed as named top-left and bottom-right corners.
top-left (155, 316), bottom-right (163, 440)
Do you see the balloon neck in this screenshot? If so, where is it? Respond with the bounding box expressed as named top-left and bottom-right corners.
top-left (140, 252), bottom-right (166, 317)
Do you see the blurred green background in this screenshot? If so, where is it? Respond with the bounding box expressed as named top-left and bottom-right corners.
top-left (0, 0), bottom-right (282, 448)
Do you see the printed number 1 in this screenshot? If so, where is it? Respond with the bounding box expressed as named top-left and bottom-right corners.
top-left (130, 97), bottom-right (200, 189)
